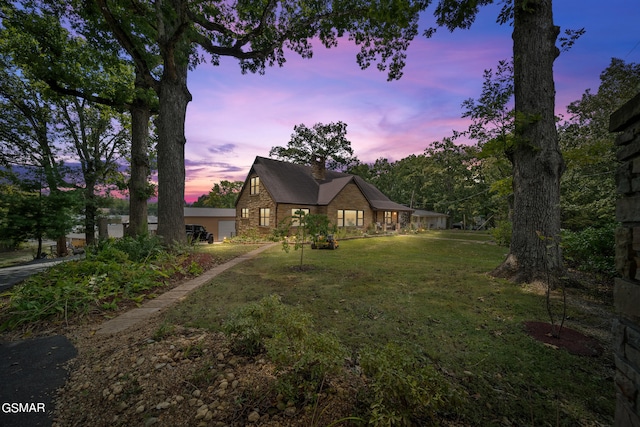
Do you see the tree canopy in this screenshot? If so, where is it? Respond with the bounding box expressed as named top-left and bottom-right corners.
top-left (269, 121), bottom-right (358, 171)
top-left (559, 58), bottom-right (640, 230)
top-left (191, 181), bottom-right (243, 208)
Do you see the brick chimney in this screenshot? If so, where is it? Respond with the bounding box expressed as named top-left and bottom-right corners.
top-left (310, 156), bottom-right (326, 181)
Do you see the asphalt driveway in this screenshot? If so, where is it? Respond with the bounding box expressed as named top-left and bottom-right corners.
top-left (0, 335), bottom-right (77, 427)
top-left (0, 257), bottom-right (81, 426)
top-left (0, 255), bottom-right (84, 292)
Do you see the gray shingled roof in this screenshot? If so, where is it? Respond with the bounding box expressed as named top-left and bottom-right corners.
top-left (412, 209), bottom-right (449, 217)
top-left (249, 156), bottom-right (412, 212)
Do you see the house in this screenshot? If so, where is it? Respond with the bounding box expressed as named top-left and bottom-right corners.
top-left (235, 156), bottom-right (413, 235)
top-left (410, 210), bottom-right (449, 230)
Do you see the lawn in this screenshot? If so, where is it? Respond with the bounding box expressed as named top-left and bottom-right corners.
top-left (166, 233), bottom-right (614, 426)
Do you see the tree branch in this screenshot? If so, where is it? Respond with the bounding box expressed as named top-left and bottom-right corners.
top-left (95, 0), bottom-right (159, 92)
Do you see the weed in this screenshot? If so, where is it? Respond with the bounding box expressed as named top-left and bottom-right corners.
top-left (359, 342), bottom-right (459, 426)
top-left (189, 364), bottom-right (217, 387)
top-left (152, 322), bottom-right (175, 341)
top-left (183, 341), bottom-right (205, 359)
top-left (223, 295), bottom-right (346, 403)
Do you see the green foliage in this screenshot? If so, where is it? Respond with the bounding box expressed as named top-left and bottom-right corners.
top-left (92, 234), bottom-right (165, 263)
top-left (490, 220), bottom-right (512, 247)
top-left (359, 343), bottom-right (457, 426)
top-left (223, 295), bottom-right (346, 402)
top-left (0, 182), bottom-right (79, 253)
top-left (223, 295), bottom-right (313, 356)
top-left (0, 235), bottom-right (176, 330)
top-left (230, 227), bottom-right (268, 243)
top-left (559, 58), bottom-right (640, 230)
top-left (562, 223), bottom-right (616, 276)
top-left (191, 180), bottom-right (243, 208)
top-left (269, 121), bottom-right (357, 171)
top-left (1, 256), bottom-right (162, 330)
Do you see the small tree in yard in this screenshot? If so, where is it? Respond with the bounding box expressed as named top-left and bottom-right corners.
top-left (280, 211), bottom-right (334, 268)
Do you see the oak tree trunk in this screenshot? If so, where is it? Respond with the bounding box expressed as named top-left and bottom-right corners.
top-left (84, 175), bottom-right (97, 246)
top-left (156, 61), bottom-right (190, 245)
top-left (127, 94), bottom-right (151, 237)
top-left (492, 0), bottom-right (566, 284)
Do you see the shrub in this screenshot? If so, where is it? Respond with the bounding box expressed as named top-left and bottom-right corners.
top-left (359, 343), bottom-right (457, 426)
top-left (223, 295), bottom-right (346, 402)
top-left (222, 294), bottom-right (307, 356)
top-left (562, 223), bottom-right (616, 277)
top-left (109, 234), bottom-right (165, 263)
top-left (230, 227), bottom-right (268, 243)
top-left (490, 220), bottom-right (512, 247)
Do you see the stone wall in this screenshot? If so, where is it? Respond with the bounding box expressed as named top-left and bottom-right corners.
top-left (235, 175), bottom-right (276, 235)
top-left (611, 92), bottom-right (640, 427)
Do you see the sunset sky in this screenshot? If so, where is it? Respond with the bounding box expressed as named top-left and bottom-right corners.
top-left (181, 1), bottom-right (640, 203)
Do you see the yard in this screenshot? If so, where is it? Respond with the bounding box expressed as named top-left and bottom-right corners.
top-left (3, 232), bottom-right (614, 426)
top-left (163, 232), bottom-right (614, 426)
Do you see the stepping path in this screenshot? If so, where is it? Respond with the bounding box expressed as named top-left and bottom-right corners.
top-left (96, 243), bottom-right (276, 335)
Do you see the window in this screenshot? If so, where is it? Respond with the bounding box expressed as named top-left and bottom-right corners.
top-left (291, 208), bottom-right (310, 226)
top-left (384, 211), bottom-right (393, 225)
top-left (337, 210), bottom-right (364, 227)
top-left (259, 208), bottom-right (270, 226)
top-left (241, 208), bottom-right (249, 219)
top-left (250, 176), bottom-right (260, 195)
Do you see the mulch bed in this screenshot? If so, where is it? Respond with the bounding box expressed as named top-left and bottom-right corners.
top-left (524, 321), bottom-right (603, 357)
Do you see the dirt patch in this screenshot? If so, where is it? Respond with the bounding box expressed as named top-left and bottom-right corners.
top-left (524, 321), bottom-right (603, 357)
top-left (287, 264), bottom-right (316, 273)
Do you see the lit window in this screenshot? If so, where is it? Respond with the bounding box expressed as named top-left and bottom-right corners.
top-left (241, 208), bottom-right (249, 218)
top-left (291, 208), bottom-right (310, 226)
top-left (384, 211), bottom-right (393, 224)
top-left (250, 176), bottom-right (260, 195)
top-left (337, 210), bottom-right (364, 227)
top-left (259, 208), bottom-right (270, 226)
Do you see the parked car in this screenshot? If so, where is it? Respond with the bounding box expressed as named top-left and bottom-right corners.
top-left (186, 224), bottom-right (214, 244)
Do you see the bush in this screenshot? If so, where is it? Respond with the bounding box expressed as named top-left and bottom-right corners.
top-left (223, 295), bottom-right (346, 402)
top-left (490, 220), bottom-right (512, 247)
top-left (359, 343), bottom-right (457, 426)
top-left (562, 223), bottom-right (616, 277)
top-left (93, 234), bottom-right (165, 263)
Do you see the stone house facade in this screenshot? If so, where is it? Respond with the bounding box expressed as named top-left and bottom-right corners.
top-left (235, 156), bottom-right (412, 235)
top-left (611, 92), bottom-right (640, 427)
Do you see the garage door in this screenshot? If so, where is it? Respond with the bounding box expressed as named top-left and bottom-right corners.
top-left (218, 221), bottom-right (236, 239)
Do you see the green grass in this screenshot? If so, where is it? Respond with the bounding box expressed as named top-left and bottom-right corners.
top-left (0, 244), bottom-right (45, 267)
top-left (194, 242), bottom-right (265, 260)
top-left (166, 234), bottom-right (614, 426)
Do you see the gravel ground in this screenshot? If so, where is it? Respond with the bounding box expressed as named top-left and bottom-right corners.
top-left (52, 318), bottom-right (362, 427)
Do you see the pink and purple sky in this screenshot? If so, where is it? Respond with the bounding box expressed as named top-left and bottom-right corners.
top-left (182, 1), bottom-right (640, 203)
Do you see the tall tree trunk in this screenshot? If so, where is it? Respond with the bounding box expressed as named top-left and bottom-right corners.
top-left (156, 60), bottom-right (190, 245)
top-left (492, 0), bottom-right (565, 284)
top-left (84, 176), bottom-right (97, 246)
top-left (127, 91), bottom-right (151, 237)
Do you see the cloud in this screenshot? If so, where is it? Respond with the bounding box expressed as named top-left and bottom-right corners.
top-left (207, 143), bottom-right (236, 155)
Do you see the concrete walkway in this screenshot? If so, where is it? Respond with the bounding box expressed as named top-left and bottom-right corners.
top-left (96, 243), bottom-right (276, 335)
